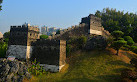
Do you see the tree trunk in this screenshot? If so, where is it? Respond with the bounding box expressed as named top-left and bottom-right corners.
top-left (116, 49), bottom-right (119, 56)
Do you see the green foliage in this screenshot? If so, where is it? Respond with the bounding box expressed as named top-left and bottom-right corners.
top-left (95, 8), bottom-right (137, 42)
top-left (112, 40), bottom-right (127, 55)
top-left (0, 42), bottom-right (7, 58)
top-left (111, 30), bottom-right (124, 40)
top-left (130, 46), bottom-right (137, 53)
top-left (3, 32), bottom-right (10, 39)
top-left (118, 38), bottom-right (124, 40)
top-left (30, 50), bottom-right (134, 82)
top-left (67, 36), bottom-right (87, 50)
top-left (127, 40), bottom-right (134, 46)
top-left (77, 35), bottom-right (87, 49)
top-left (123, 45), bottom-right (131, 51)
top-left (66, 44), bottom-right (72, 57)
top-left (28, 58), bottom-right (46, 76)
top-left (56, 30), bottom-right (60, 34)
top-left (0, 0), bottom-right (2, 11)
top-left (3, 32), bottom-right (10, 43)
top-left (124, 36), bottom-right (133, 41)
top-left (40, 35), bottom-right (48, 39)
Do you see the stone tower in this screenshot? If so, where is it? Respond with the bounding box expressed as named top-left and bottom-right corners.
top-left (81, 14), bottom-right (103, 35)
top-left (7, 23), bottom-right (40, 59)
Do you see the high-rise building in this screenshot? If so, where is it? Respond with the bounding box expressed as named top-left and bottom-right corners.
top-left (41, 26), bottom-right (49, 35)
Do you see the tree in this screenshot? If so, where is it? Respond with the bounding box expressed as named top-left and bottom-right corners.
top-left (111, 30), bottom-right (124, 40)
top-left (111, 30), bottom-right (127, 55)
top-left (124, 36), bottom-right (133, 41)
top-left (40, 35), bottom-right (48, 39)
top-left (95, 8), bottom-right (137, 42)
top-left (3, 31), bottom-right (10, 43)
top-left (112, 40), bottom-right (127, 55)
top-left (124, 36), bottom-right (134, 46)
top-left (0, 0), bottom-right (3, 11)
top-left (56, 30), bottom-right (60, 34)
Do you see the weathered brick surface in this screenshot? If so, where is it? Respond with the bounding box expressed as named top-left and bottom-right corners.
top-left (31, 39), bottom-right (66, 66)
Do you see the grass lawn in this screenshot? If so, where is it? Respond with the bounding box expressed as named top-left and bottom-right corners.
top-left (24, 48), bottom-right (137, 82)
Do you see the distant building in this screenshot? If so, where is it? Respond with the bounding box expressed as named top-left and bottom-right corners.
top-left (41, 26), bottom-right (49, 35)
top-left (41, 26), bottom-right (63, 36)
top-left (0, 32), bottom-right (3, 39)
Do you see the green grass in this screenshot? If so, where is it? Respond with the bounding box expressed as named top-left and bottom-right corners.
top-left (24, 49), bottom-right (136, 82)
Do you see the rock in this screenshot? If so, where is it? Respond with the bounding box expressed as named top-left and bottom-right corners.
top-left (0, 58), bottom-right (31, 82)
top-left (25, 72), bottom-right (32, 79)
top-left (8, 61), bottom-right (19, 73)
top-left (0, 64), bottom-right (10, 76)
top-left (6, 73), bottom-right (14, 82)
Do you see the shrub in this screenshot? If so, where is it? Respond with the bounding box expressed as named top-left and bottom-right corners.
top-left (40, 35), bottom-right (48, 39)
top-left (0, 42), bottom-right (7, 58)
top-left (111, 30), bottom-right (124, 40)
top-left (124, 36), bottom-right (133, 41)
top-left (130, 46), bottom-right (137, 53)
top-left (112, 40), bottom-right (127, 55)
top-left (28, 58), bottom-right (46, 76)
top-left (123, 45), bottom-right (131, 51)
top-left (118, 38), bottom-right (124, 40)
top-left (77, 36), bottom-right (87, 49)
top-left (127, 40), bottom-right (135, 46)
top-left (66, 44), bottom-right (71, 57)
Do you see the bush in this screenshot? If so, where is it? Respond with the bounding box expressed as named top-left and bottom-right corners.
top-left (77, 36), bottom-right (87, 49)
top-left (28, 58), bottom-right (46, 76)
top-left (0, 42), bottom-right (7, 58)
top-left (112, 40), bottom-right (127, 55)
top-left (40, 35), bottom-right (48, 39)
top-left (67, 36), bottom-right (87, 50)
top-left (127, 40), bottom-right (135, 46)
top-left (111, 30), bottom-right (124, 40)
top-left (123, 45), bottom-right (131, 51)
top-left (66, 44), bottom-right (71, 57)
top-left (124, 36), bottom-right (133, 41)
top-left (118, 38), bottom-right (124, 40)
top-left (130, 46), bottom-right (137, 53)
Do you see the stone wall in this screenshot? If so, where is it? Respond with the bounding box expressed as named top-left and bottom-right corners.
top-left (51, 14), bottom-right (110, 40)
top-left (7, 25), bottom-right (40, 59)
top-left (31, 39), bottom-right (66, 72)
top-left (6, 45), bottom-right (33, 59)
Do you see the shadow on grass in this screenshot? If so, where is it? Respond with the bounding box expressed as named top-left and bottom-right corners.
top-left (107, 60), bottom-right (132, 67)
top-left (95, 74), bottom-right (121, 82)
top-left (57, 78), bottom-right (97, 82)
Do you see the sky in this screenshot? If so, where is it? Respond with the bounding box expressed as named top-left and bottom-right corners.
top-left (0, 0), bottom-right (137, 34)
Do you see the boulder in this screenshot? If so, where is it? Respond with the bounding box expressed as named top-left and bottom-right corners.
top-left (0, 58), bottom-right (31, 82)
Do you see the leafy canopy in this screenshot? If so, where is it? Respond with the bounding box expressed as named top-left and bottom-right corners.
top-left (0, 0), bottom-right (3, 11)
top-left (111, 30), bottom-right (124, 40)
top-left (95, 8), bottom-right (137, 42)
top-left (40, 35), bottom-right (48, 39)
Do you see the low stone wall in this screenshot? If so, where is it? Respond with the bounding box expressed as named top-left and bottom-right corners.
top-left (31, 39), bottom-right (66, 72)
top-left (39, 64), bottom-right (65, 72)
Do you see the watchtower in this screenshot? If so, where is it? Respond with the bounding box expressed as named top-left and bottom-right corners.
top-left (7, 23), bottom-right (40, 59)
top-left (81, 14), bottom-right (103, 35)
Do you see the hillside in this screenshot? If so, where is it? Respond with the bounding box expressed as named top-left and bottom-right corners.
top-left (24, 48), bottom-right (137, 82)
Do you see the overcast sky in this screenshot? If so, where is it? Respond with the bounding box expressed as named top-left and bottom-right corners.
top-left (0, 0), bottom-right (137, 34)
